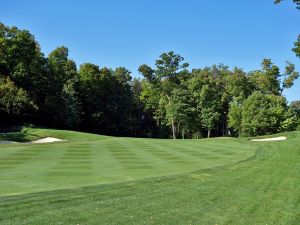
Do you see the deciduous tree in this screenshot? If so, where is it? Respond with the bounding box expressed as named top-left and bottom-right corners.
top-left (139, 52), bottom-right (189, 139)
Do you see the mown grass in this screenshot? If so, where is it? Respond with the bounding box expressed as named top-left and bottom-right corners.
top-left (0, 129), bottom-right (299, 224)
top-left (0, 128), bottom-right (108, 142)
top-left (0, 128), bottom-right (253, 196)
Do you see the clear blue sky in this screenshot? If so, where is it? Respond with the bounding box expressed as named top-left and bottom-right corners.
top-left (1, 0), bottom-right (299, 102)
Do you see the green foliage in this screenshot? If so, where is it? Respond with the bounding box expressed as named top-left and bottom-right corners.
top-left (241, 92), bottom-right (293, 136)
top-left (0, 77), bottom-right (35, 115)
top-left (282, 62), bottom-right (299, 92)
top-left (165, 88), bottom-right (194, 138)
top-left (290, 100), bottom-right (300, 129)
top-left (199, 85), bottom-right (221, 138)
top-left (248, 59), bottom-right (299, 95)
top-left (0, 23), bottom-right (47, 116)
top-left (77, 63), bottom-right (133, 134)
top-left (226, 68), bottom-right (253, 102)
top-left (61, 80), bottom-right (81, 128)
top-left (139, 51), bottom-right (189, 139)
top-left (113, 67), bottom-right (132, 86)
top-left (293, 35), bottom-right (300, 58)
top-left (249, 59), bottom-right (281, 95)
top-left (290, 100), bottom-right (300, 117)
top-left (44, 46), bottom-right (79, 127)
top-left (0, 23), bottom-right (39, 82)
top-left (228, 101), bottom-right (243, 136)
top-left (280, 111), bottom-right (298, 131)
top-left (0, 22), bottom-right (298, 138)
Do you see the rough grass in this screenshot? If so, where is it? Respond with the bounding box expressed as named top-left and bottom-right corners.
top-left (0, 129), bottom-right (299, 224)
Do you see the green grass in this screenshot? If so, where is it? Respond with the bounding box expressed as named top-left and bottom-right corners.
top-left (0, 128), bottom-right (253, 196)
top-left (0, 129), bottom-right (299, 224)
top-left (0, 128), bottom-right (108, 142)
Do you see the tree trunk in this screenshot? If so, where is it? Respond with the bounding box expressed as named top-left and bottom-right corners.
top-left (207, 129), bottom-right (211, 138)
top-left (172, 119), bottom-right (176, 139)
top-left (182, 129), bottom-right (185, 139)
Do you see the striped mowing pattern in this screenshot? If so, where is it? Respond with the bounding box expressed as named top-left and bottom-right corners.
top-left (0, 130), bottom-right (254, 196)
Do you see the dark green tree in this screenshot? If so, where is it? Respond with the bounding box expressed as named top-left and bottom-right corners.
top-left (0, 23), bottom-right (48, 118)
top-left (290, 100), bottom-right (300, 129)
top-left (45, 46), bottom-right (80, 128)
top-left (290, 100), bottom-right (300, 117)
top-left (0, 77), bottom-right (35, 115)
top-left (77, 63), bottom-right (133, 135)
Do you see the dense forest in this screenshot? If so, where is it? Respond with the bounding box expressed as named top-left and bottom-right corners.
top-left (0, 20), bottom-right (299, 138)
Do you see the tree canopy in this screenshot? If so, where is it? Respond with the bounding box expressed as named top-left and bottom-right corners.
top-left (0, 22), bottom-right (299, 137)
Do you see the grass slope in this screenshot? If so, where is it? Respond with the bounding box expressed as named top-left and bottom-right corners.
top-left (0, 128), bottom-right (253, 196)
top-left (0, 129), bottom-right (299, 224)
top-left (0, 128), bottom-right (108, 142)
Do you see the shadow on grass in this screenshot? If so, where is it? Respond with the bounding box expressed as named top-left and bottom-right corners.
top-left (0, 132), bottom-right (40, 143)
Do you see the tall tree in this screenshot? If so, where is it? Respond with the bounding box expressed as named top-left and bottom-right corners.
top-left (0, 22), bottom-right (48, 118)
top-left (199, 85), bottom-right (221, 138)
top-left (228, 101), bottom-right (243, 137)
top-left (0, 77), bottom-right (35, 115)
top-left (77, 63), bottom-right (133, 135)
top-left (166, 87), bottom-right (193, 139)
top-left (45, 46), bottom-right (80, 128)
top-left (1, 21), bottom-right (299, 138)
top-left (139, 51), bottom-right (189, 139)
top-left (189, 66), bottom-right (229, 137)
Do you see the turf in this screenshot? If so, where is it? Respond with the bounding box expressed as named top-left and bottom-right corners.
top-left (0, 129), bottom-right (299, 225)
top-left (0, 128), bottom-right (253, 196)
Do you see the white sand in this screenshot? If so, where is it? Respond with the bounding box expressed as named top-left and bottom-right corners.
top-left (0, 141), bottom-right (18, 144)
top-left (0, 137), bottom-right (64, 145)
top-left (250, 136), bottom-right (286, 142)
top-left (32, 137), bottom-right (64, 144)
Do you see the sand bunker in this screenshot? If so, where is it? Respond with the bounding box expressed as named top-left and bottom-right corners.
top-left (32, 137), bottom-right (64, 144)
top-left (250, 136), bottom-right (286, 142)
top-left (0, 137), bottom-right (65, 145)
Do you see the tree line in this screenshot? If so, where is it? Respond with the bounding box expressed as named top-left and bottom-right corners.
top-left (0, 19), bottom-right (299, 138)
